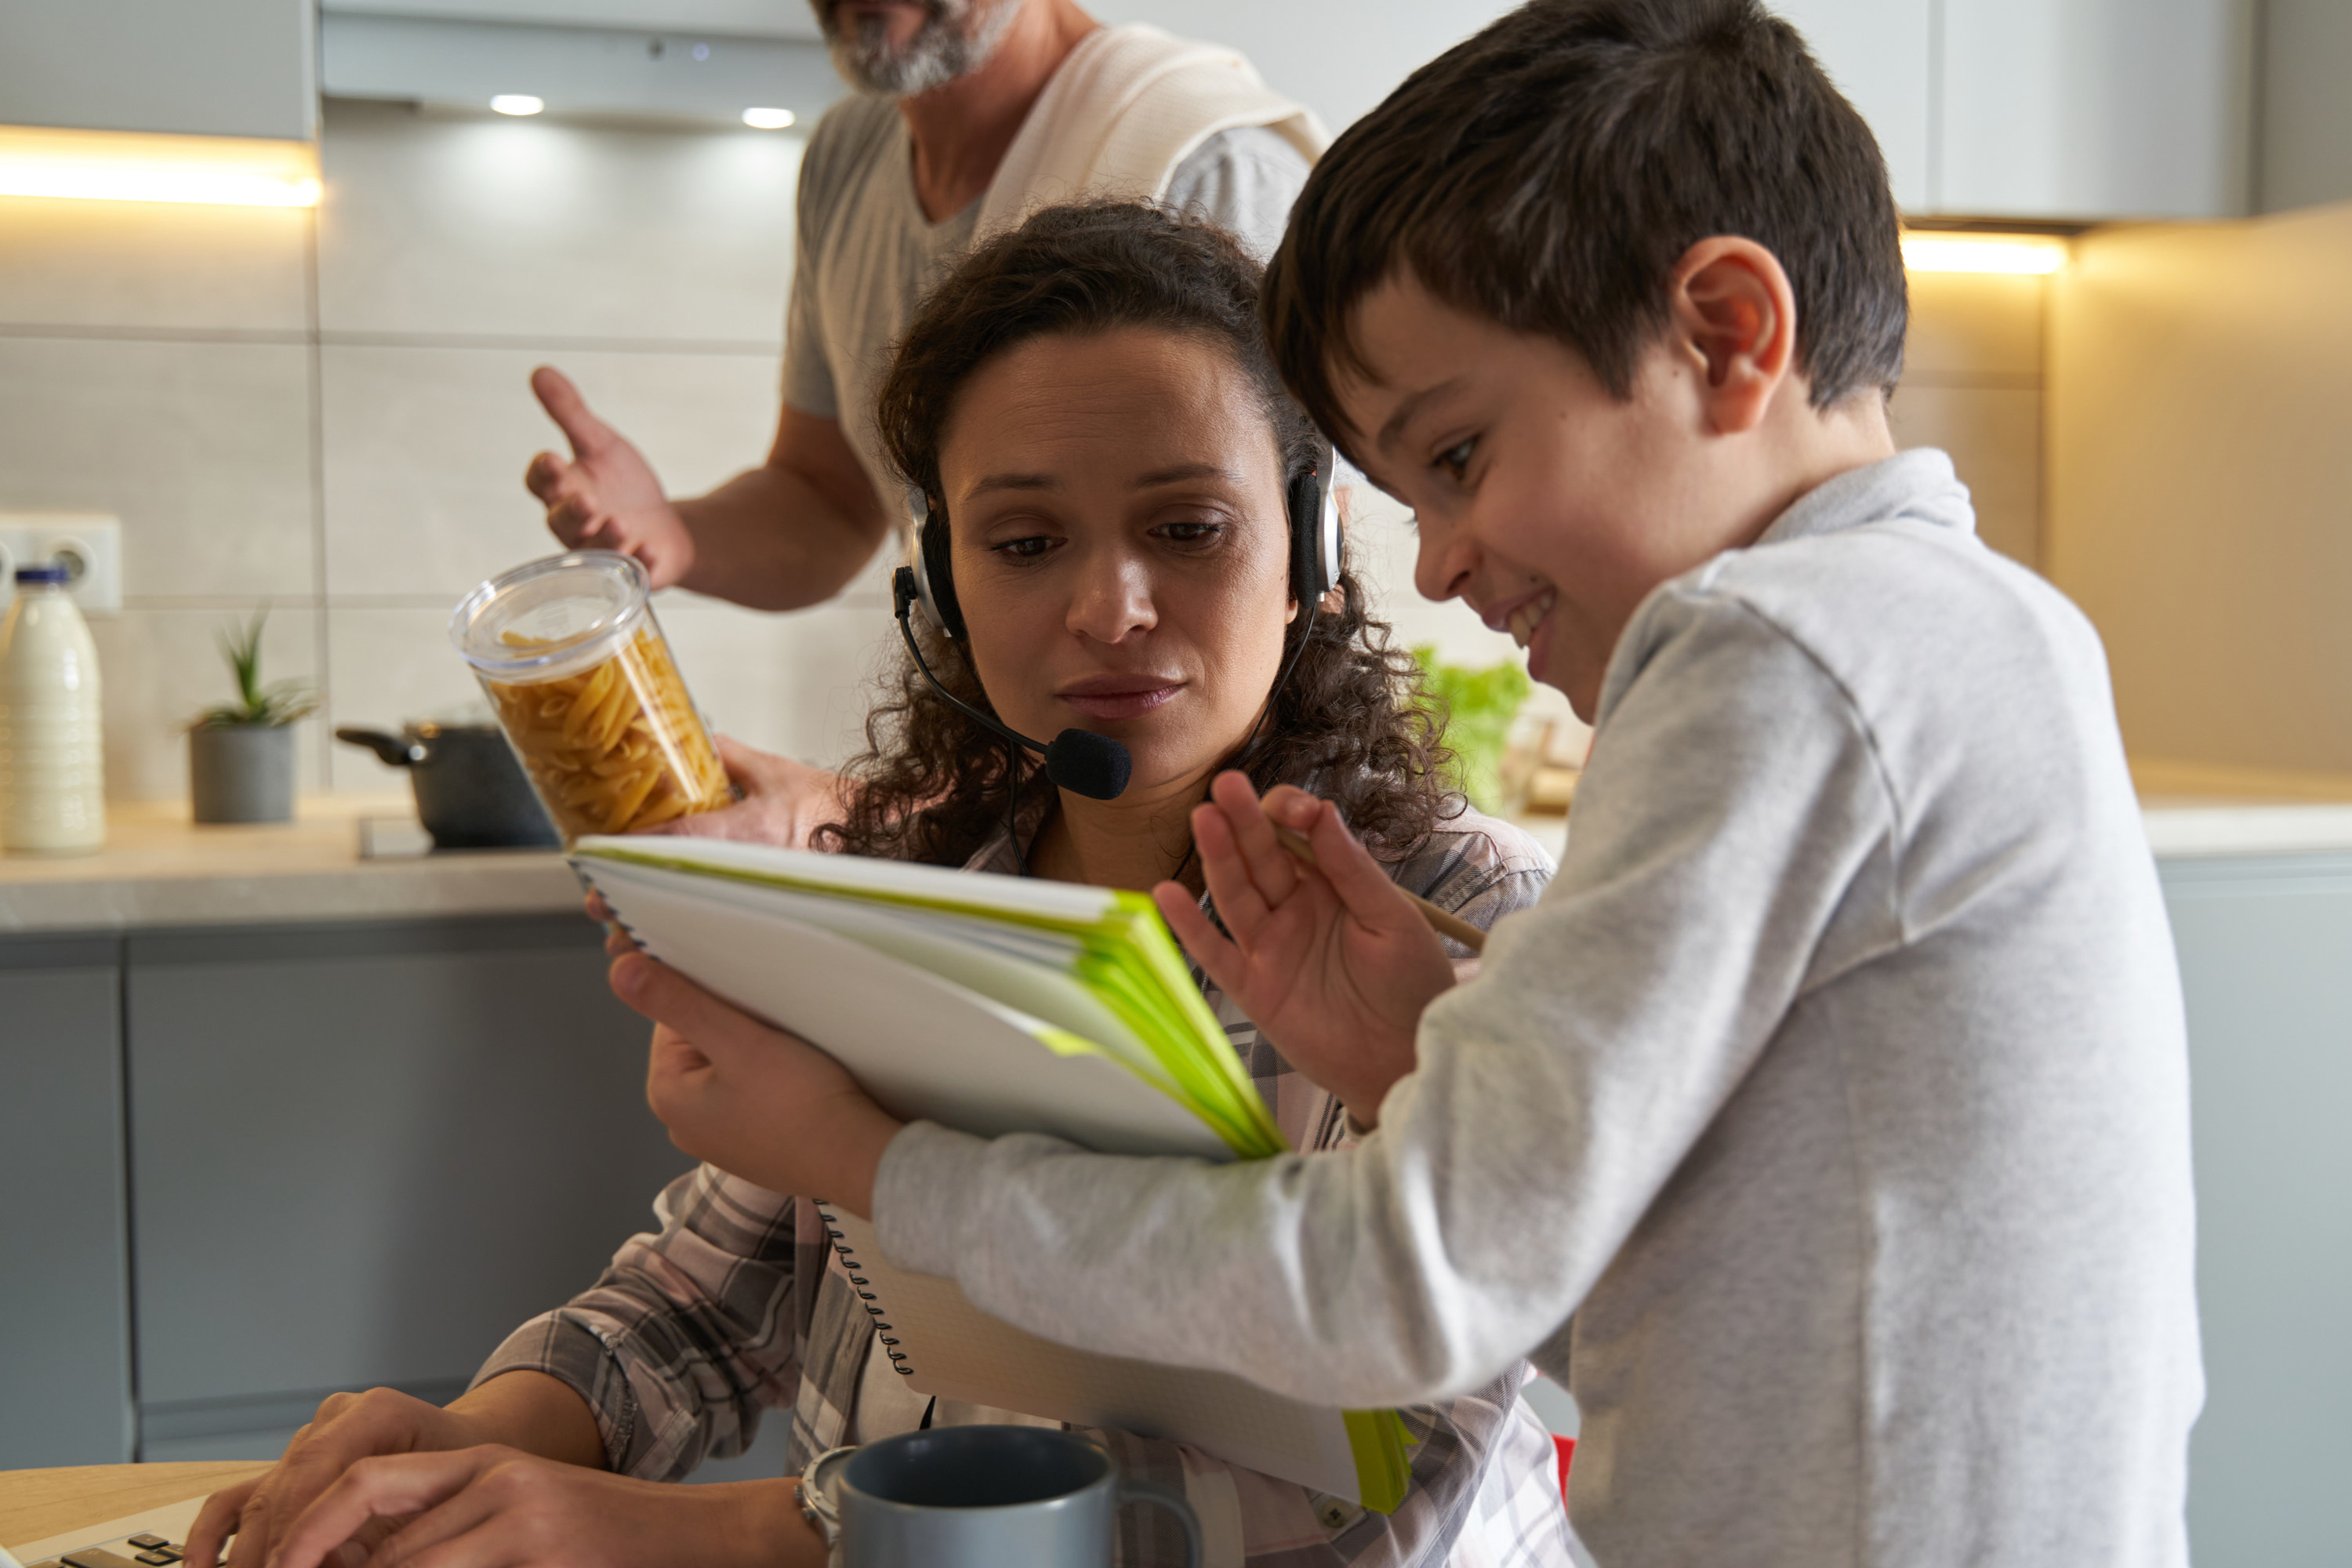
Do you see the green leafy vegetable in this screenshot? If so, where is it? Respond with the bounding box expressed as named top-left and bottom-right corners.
top-left (1411, 644), bottom-right (1530, 813)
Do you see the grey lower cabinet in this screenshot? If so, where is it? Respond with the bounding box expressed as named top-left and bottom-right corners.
top-left (121, 915), bottom-right (691, 1460)
top-left (2163, 853), bottom-right (2352, 1566)
top-left (0, 935), bottom-right (132, 1468)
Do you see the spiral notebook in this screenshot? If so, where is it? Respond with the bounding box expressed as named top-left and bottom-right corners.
top-left (815, 1205), bottom-right (1408, 1508)
top-left (570, 835), bottom-right (1413, 1509)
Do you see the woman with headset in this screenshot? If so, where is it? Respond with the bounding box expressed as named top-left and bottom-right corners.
top-left (200, 202), bottom-right (1573, 1568)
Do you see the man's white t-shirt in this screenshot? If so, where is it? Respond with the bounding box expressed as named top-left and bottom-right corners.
top-left (782, 91), bottom-right (1311, 512)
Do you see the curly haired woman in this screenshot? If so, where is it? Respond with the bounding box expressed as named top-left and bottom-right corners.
top-left (194, 202), bottom-right (1573, 1568)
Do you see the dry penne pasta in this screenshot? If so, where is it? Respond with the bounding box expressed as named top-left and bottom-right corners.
top-left (484, 625), bottom-right (730, 839)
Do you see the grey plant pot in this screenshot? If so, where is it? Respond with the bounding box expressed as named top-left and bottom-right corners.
top-left (191, 723), bottom-right (297, 824)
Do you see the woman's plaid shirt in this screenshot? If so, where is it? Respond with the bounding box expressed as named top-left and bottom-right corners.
top-left (475, 803), bottom-right (1577, 1567)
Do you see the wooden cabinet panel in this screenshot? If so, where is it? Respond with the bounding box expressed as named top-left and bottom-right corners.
top-left (0, 935), bottom-right (131, 1468)
top-left (124, 916), bottom-right (691, 1432)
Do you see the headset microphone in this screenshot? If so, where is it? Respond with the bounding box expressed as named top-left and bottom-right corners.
top-left (891, 567), bottom-right (1134, 801)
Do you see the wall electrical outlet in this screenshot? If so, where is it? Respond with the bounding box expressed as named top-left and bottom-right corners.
top-left (0, 514), bottom-right (123, 615)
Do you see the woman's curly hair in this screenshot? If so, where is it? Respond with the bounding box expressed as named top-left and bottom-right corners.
top-left (817, 200), bottom-right (1458, 865)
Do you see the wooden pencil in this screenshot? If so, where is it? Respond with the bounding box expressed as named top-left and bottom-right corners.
top-left (1272, 825), bottom-right (1487, 954)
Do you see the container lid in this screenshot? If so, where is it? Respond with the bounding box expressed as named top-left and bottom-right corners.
top-left (14, 564), bottom-right (70, 584)
top-left (451, 550), bottom-right (650, 684)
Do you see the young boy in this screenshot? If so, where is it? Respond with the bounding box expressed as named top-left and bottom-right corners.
top-left (615, 2), bottom-right (2201, 1563)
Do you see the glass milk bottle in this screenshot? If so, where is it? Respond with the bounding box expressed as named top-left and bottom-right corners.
top-left (0, 564), bottom-right (107, 855)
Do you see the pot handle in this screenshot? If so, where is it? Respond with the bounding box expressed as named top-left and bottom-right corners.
top-left (335, 727), bottom-right (427, 767)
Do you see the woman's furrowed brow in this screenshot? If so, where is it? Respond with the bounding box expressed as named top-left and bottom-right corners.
top-left (1132, 462), bottom-right (1234, 488)
top-left (967, 472), bottom-right (1059, 496)
top-left (963, 463), bottom-right (1235, 498)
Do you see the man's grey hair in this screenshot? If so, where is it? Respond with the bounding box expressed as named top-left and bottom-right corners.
top-left (813, 0), bottom-right (1029, 96)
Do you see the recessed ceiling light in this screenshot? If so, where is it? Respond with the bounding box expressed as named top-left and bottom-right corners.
top-left (491, 95), bottom-right (546, 117)
top-left (742, 107), bottom-right (797, 129)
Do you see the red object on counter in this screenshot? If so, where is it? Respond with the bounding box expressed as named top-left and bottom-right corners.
top-left (1555, 1435), bottom-right (1575, 1495)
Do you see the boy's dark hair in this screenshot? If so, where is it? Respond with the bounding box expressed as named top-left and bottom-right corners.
top-left (1264, 0), bottom-right (1907, 452)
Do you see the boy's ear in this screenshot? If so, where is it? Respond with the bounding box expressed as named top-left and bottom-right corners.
top-left (1667, 238), bottom-right (1799, 436)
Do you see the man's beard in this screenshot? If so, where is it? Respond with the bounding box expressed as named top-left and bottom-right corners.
top-left (815, 0), bottom-right (1028, 96)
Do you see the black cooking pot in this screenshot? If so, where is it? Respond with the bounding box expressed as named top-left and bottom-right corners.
top-left (335, 722), bottom-right (561, 850)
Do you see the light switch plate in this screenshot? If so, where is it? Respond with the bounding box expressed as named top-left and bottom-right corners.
top-left (0, 514), bottom-right (122, 615)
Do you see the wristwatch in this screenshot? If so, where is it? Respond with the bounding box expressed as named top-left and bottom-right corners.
top-left (797, 1445), bottom-right (855, 1564)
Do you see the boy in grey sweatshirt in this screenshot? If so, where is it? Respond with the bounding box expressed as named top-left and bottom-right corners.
top-left (616, 2), bottom-right (2203, 1563)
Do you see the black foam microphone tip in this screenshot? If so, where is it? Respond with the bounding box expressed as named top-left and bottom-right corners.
top-left (1044, 728), bottom-right (1132, 800)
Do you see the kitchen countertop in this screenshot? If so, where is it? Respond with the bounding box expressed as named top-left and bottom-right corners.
top-left (0, 797), bottom-right (581, 935)
top-left (1510, 796), bottom-right (2352, 867)
top-left (3, 793), bottom-right (2347, 938)
top-left (2137, 798), bottom-right (2352, 858)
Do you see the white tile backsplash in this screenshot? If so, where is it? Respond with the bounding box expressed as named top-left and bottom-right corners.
top-left (319, 343), bottom-right (782, 600)
top-left (316, 99), bottom-right (799, 345)
top-left (0, 197), bottom-right (311, 336)
top-left (659, 597), bottom-right (902, 770)
top-left (89, 606), bottom-right (326, 801)
top-left (0, 336), bottom-right (317, 601)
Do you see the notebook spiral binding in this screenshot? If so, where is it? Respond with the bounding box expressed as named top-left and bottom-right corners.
top-left (815, 1200), bottom-right (916, 1376)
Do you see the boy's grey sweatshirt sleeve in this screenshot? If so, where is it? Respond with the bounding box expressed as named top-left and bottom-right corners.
top-left (875, 586), bottom-right (1902, 1406)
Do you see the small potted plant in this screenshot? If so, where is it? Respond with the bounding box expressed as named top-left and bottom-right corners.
top-left (187, 609), bottom-right (318, 824)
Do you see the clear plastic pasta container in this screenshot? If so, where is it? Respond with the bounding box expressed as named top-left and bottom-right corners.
top-left (451, 551), bottom-right (731, 840)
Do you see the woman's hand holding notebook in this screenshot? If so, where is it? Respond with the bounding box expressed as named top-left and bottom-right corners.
top-left (574, 833), bottom-right (1414, 1509)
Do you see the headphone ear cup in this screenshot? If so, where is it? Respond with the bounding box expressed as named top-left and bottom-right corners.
top-left (909, 487), bottom-right (966, 641)
top-left (1317, 468), bottom-right (1341, 599)
top-left (1286, 451), bottom-right (1337, 604)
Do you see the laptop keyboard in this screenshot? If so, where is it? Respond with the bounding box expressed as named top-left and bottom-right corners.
top-left (28, 1529), bottom-right (192, 1567)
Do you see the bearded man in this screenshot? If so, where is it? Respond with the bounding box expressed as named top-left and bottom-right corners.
top-left (522, 0), bottom-right (1321, 618)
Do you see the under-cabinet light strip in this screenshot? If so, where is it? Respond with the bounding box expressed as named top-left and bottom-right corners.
top-left (1901, 232), bottom-right (2068, 274)
top-left (0, 126), bottom-right (320, 209)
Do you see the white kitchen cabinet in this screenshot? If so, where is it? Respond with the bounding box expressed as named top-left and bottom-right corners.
top-left (1773, 0), bottom-right (1934, 213)
top-left (1938, 0), bottom-right (2253, 219)
top-left (1781, 0), bottom-right (2254, 220)
top-left (0, 0), bottom-right (317, 142)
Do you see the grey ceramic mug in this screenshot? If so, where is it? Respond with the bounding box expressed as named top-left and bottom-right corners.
top-left (829, 1425), bottom-right (1200, 1568)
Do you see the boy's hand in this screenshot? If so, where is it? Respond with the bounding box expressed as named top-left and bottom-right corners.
top-left (611, 953), bottom-right (903, 1216)
top-left (1152, 773), bottom-right (1456, 1127)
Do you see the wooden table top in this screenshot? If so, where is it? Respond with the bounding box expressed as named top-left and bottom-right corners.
top-left (0, 1464), bottom-right (270, 1554)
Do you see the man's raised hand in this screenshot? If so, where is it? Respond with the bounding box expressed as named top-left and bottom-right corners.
top-left (1152, 773), bottom-right (1457, 1127)
top-left (524, 366), bottom-right (696, 588)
